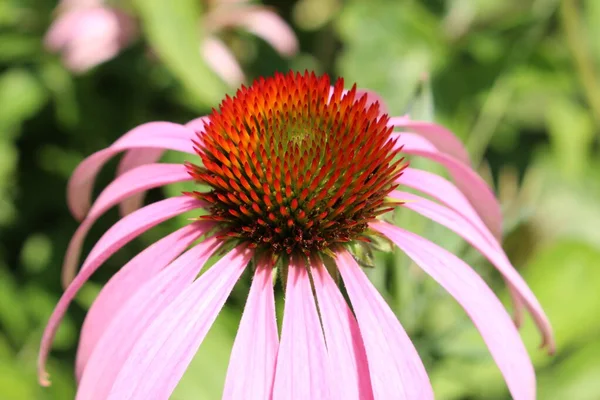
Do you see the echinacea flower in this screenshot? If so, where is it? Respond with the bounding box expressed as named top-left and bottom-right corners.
top-left (39, 71), bottom-right (554, 399)
top-left (45, 0), bottom-right (137, 73)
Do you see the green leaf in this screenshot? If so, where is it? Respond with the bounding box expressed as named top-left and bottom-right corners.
top-left (132, 0), bottom-right (229, 108)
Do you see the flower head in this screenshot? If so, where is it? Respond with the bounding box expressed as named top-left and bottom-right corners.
top-left (189, 73), bottom-right (402, 256)
top-left (39, 71), bottom-right (553, 399)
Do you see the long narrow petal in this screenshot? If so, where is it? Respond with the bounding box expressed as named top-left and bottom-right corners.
top-left (76, 237), bottom-right (220, 400)
top-left (396, 168), bottom-right (526, 329)
top-left (62, 163), bottom-right (192, 286)
top-left (236, 8), bottom-right (298, 56)
top-left (223, 265), bottom-right (278, 400)
top-left (38, 196), bottom-right (202, 385)
top-left (390, 191), bottom-right (554, 352)
top-left (335, 250), bottom-right (433, 400)
top-left (68, 121), bottom-right (196, 221)
top-left (116, 149), bottom-right (166, 216)
top-left (397, 167), bottom-right (497, 242)
top-left (371, 221), bottom-right (536, 400)
top-left (311, 259), bottom-right (374, 400)
top-left (393, 132), bottom-right (502, 239)
top-left (114, 116), bottom-right (208, 217)
top-left (202, 36), bottom-right (245, 87)
top-left (389, 118), bottom-right (471, 164)
top-left (106, 246), bottom-right (252, 400)
top-left (272, 261), bottom-right (332, 399)
top-left (75, 222), bottom-right (212, 379)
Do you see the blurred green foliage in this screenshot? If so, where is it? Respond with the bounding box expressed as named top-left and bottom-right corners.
top-left (1, 0), bottom-right (599, 398)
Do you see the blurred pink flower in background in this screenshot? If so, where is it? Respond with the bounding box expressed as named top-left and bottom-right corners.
top-left (44, 1), bottom-right (137, 73)
top-left (202, 1), bottom-right (298, 86)
top-left (45, 0), bottom-right (297, 83)
top-left (38, 72), bottom-right (553, 399)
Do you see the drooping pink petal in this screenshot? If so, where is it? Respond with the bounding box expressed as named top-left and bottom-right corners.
top-left (75, 222), bottom-right (213, 380)
top-left (397, 167), bottom-right (496, 241)
top-left (311, 258), bottom-right (373, 400)
top-left (390, 191), bottom-right (554, 352)
top-left (371, 221), bottom-right (536, 400)
top-left (76, 237), bottom-right (220, 399)
top-left (106, 246), bottom-right (252, 400)
top-left (223, 265), bottom-right (278, 400)
top-left (389, 118), bottom-right (471, 164)
top-left (235, 8), bottom-right (298, 57)
top-left (335, 250), bottom-right (433, 400)
top-left (396, 168), bottom-right (526, 330)
top-left (113, 117), bottom-right (208, 217)
top-left (202, 36), bottom-right (246, 87)
top-left (115, 149), bottom-right (166, 216)
top-left (272, 260), bottom-right (332, 399)
top-left (68, 121), bottom-right (197, 221)
top-left (393, 132), bottom-right (502, 239)
top-left (38, 196), bottom-right (202, 385)
top-left (62, 163), bottom-right (193, 286)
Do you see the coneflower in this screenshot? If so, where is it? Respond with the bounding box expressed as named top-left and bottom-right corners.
top-left (39, 71), bottom-right (553, 399)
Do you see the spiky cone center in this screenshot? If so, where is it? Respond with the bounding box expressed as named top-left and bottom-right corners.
top-left (188, 71), bottom-right (405, 258)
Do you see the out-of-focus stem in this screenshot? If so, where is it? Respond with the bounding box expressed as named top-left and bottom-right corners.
top-left (561, 0), bottom-right (600, 126)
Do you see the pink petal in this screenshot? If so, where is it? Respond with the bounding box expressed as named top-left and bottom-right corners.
top-left (371, 221), bottom-right (536, 400)
top-left (38, 196), bottom-right (202, 385)
top-left (335, 250), bottom-right (433, 400)
top-left (76, 237), bottom-right (220, 399)
top-left (236, 8), bottom-right (298, 56)
top-left (397, 167), bottom-right (496, 241)
top-left (389, 118), bottom-right (471, 164)
top-left (45, 9), bottom-right (89, 51)
top-left (67, 121), bottom-right (196, 221)
top-left (272, 260), bottom-right (332, 399)
top-left (223, 265), bottom-right (277, 400)
top-left (62, 163), bottom-right (192, 286)
top-left (75, 222), bottom-right (212, 380)
top-left (114, 116), bottom-right (208, 217)
top-left (45, 7), bottom-right (136, 72)
top-left (202, 36), bottom-right (245, 87)
top-left (115, 149), bottom-right (166, 216)
top-left (391, 191), bottom-right (554, 352)
top-left (396, 168), bottom-right (526, 332)
top-left (394, 132), bottom-right (502, 239)
top-left (311, 259), bottom-right (374, 400)
top-left (106, 246), bottom-right (252, 400)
